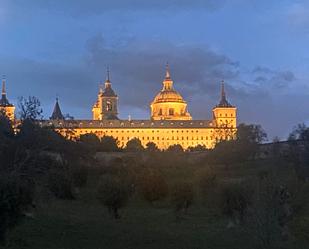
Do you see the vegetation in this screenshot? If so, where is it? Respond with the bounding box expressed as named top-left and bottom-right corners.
top-left (0, 101), bottom-right (309, 248)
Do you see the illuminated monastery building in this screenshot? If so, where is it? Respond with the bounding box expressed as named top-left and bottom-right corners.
top-left (0, 65), bottom-right (237, 150)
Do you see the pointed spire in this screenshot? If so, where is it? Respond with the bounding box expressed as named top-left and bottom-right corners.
top-left (217, 80), bottom-right (232, 107)
top-left (162, 62), bottom-right (174, 91)
top-left (2, 75), bottom-right (6, 96)
top-left (221, 80), bottom-right (226, 100)
top-left (0, 75), bottom-right (11, 106)
top-left (50, 97), bottom-right (64, 120)
top-left (106, 66), bottom-right (110, 83)
top-left (165, 62), bottom-right (171, 80)
top-left (104, 66), bottom-right (112, 90)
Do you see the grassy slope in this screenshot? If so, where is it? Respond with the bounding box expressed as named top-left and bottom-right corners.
top-left (2, 158), bottom-right (309, 249)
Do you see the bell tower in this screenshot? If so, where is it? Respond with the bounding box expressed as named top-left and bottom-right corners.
top-left (92, 68), bottom-right (119, 120)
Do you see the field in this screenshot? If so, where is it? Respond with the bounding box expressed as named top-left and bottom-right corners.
top-left (2, 154), bottom-right (309, 249)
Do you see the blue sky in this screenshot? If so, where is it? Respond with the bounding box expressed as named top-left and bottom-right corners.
top-left (1, 0), bottom-right (309, 139)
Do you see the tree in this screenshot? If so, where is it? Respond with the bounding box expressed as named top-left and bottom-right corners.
top-left (166, 144), bottom-right (184, 153)
top-left (187, 144), bottom-right (207, 152)
top-left (220, 181), bottom-right (253, 225)
top-left (139, 169), bottom-right (168, 204)
top-left (18, 96), bottom-right (43, 121)
top-left (212, 123), bottom-right (268, 164)
top-left (246, 174), bottom-right (292, 249)
top-left (125, 138), bottom-right (144, 152)
top-left (0, 174), bottom-right (34, 244)
top-left (97, 175), bottom-right (130, 219)
top-left (0, 112), bottom-right (14, 140)
top-left (100, 135), bottom-right (119, 152)
top-left (145, 142), bottom-right (159, 153)
top-left (171, 182), bottom-right (194, 217)
top-left (79, 133), bottom-right (100, 152)
top-left (287, 124), bottom-right (309, 181)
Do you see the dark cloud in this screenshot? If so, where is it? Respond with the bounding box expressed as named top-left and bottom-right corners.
top-left (85, 34), bottom-right (240, 110)
top-left (252, 66), bottom-right (295, 90)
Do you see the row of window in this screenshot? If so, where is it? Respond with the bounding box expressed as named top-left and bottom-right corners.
top-left (116, 136), bottom-right (213, 141)
top-left (219, 113), bottom-right (234, 117)
top-left (104, 129), bottom-right (211, 134)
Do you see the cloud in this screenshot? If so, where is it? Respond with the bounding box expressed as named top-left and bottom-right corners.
top-left (252, 66), bottom-right (295, 90)
top-left (0, 32), bottom-right (304, 139)
top-left (85, 34), bottom-right (240, 109)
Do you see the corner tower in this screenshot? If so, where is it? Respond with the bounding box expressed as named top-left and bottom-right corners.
top-left (92, 68), bottom-right (118, 120)
top-left (150, 64), bottom-right (191, 120)
top-left (0, 76), bottom-right (15, 121)
top-left (212, 81), bottom-right (237, 128)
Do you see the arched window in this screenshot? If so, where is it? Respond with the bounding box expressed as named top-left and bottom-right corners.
top-left (158, 109), bottom-right (162, 115)
top-left (106, 101), bottom-right (112, 111)
top-left (169, 108), bottom-right (174, 116)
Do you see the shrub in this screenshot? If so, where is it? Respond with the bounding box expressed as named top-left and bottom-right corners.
top-left (70, 163), bottom-right (88, 188)
top-left (125, 138), bottom-right (144, 152)
top-left (48, 169), bottom-right (74, 200)
top-left (139, 169), bottom-right (168, 204)
top-left (220, 181), bottom-right (253, 224)
top-left (100, 135), bottom-right (120, 152)
top-left (97, 175), bottom-right (130, 219)
top-left (198, 168), bottom-right (217, 202)
top-left (0, 175), bottom-right (34, 244)
top-left (171, 182), bottom-right (194, 216)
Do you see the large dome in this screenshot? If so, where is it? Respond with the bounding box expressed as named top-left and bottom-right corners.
top-left (152, 89), bottom-right (185, 104)
top-left (150, 64), bottom-right (192, 121)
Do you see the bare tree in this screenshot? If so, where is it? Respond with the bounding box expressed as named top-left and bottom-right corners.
top-left (18, 96), bottom-right (43, 121)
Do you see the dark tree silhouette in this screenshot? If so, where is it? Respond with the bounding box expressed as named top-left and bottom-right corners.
top-left (18, 96), bottom-right (43, 121)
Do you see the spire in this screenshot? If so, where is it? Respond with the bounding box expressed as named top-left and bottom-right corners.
top-left (217, 80), bottom-right (232, 107)
top-left (165, 62), bottom-right (171, 80)
top-left (221, 80), bottom-right (226, 100)
top-left (163, 63), bottom-right (173, 90)
top-left (105, 66), bottom-right (112, 89)
top-left (50, 97), bottom-right (64, 120)
top-left (2, 75), bottom-right (6, 96)
top-left (0, 75), bottom-right (11, 106)
top-left (106, 66), bottom-right (110, 82)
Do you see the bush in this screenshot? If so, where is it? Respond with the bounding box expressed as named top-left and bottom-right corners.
top-left (97, 175), bottom-right (130, 219)
top-left (171, 182), bottom-right (194, 216)
top-left (100, 135), bottom-right (120, 152)
top-left (48, 169), bottom-right (74, 200)
top-left (0, 174), bottom-right (34, 244)
top-left (139, 169), bottom-right (168, 204)
top-left (220, 181), bottom-right (253, 224)
top-left (198, 168), bottom-right (217, 203)
top-left (125, 138), bottom-right (144, 152)
top-left (71, 163), bottom-right (88, 188)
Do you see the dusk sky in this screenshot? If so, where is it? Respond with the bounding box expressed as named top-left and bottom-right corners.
top-left (1, 0), bottom-right (309, 140)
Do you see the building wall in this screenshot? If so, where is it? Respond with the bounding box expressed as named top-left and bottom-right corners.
top-left (213, 107), bottom-right (237, 128)
top-left (0, 106), bottom-right (15, 122)
top-left (54, 125), bottom-right (236, 150)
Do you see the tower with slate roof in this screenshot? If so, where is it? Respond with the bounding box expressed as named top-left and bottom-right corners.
top-left (92, 68), bottom-right (118, 120)
top-left (212, 81), bottom-right (237, 128)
